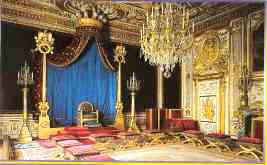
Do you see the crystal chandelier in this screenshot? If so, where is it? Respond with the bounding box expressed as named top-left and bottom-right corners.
top-left (140, 3), bottom-right (194, 78)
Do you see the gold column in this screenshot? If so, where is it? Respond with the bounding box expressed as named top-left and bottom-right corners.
top-left (220, 78), bottom-right (225, 133)
top-left (156, 67), bottom-right (164, 130)
top-left (157, 67), bottom-right (164, 108)
top-left (114, 45), bottom-right (126, 130)
top-left (34, 31), bottom-right (54, 138)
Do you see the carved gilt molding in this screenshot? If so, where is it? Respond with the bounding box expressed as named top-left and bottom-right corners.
top-left (1, 0), bottom-right (139, 45)
top-left (1, 1), bottom-right (263, 46)
top-left (1, 0), bottom-right (76, 33)
top-left (193, 4), bottom-right (263, 37)
top-left (230, 18), bottom-right (243, 33)
top-left (193, 30), bottom-right (230, 78)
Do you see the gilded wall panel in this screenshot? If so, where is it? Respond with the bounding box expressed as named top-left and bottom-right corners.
top-left (197, 80), bottom-right (220, 134)
top-left (181, 55), bottom-right (194, 117)
top-left (248, 80), bottom-right (264, 110)
top-left (229, 18), bottom-right (244, 136)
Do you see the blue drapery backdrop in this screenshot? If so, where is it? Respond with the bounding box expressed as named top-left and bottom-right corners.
top-left (47, 41), bottom-right (116, 126)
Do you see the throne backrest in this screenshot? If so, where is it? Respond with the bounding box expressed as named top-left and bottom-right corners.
top-left (78, 101), bottom-right (95, 113)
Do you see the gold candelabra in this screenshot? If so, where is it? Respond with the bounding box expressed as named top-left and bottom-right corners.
top-left (17, 61), bottom-right (34, 143)
top-left (127, 72), bottom-right (141, 133)
top-left (114, 45), bottom-right (126, 130)
top-left (140, 3), bottom-right (194, 78)
top-left (34, 30), bottom-right (54, 135)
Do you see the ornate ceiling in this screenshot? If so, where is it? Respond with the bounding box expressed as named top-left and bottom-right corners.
top-left (1, 0), bottom-right (264, 45)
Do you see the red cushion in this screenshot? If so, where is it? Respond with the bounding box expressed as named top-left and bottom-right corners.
top-left (50, 134), bottom-right (76, 141)
top-left (183, 130), bottom-right (202, 135)
top-left (65, 145), bottom-right (98, 156)
top-left (65, 126), bottom-right (88, 132)
top-left (72, 131), bottom-right (91, 137)
top-left (172, 119), bottom-right (185, 131)
top-left (239, 136), bottom-right (262, 144)
top-left (207, 133), bottom-right (230, 138)
top-left (57, 140), bottom-right (82, 148)
top-left (182, 120), bottom-right (198, 131)
top-left (79, 139), bottom-right (96, 145)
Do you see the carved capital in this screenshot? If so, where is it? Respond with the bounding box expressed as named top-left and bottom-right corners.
top-left (248, 10), bottom-right (264, 30)
top-left (230, 18), bottom-right (243, 33)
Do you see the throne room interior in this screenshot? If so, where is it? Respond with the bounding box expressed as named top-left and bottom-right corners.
top-left (0, 0), bottom-right (265, 163)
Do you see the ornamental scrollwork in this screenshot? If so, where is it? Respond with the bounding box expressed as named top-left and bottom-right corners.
top-left (193, 30), bottom-right (229, 77)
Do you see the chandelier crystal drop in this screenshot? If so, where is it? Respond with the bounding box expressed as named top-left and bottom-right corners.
top-left (140, 3), bottom-right (194, 78)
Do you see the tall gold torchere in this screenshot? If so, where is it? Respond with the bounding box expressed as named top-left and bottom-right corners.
top-left (114, 45), bottom-right (126, 130)
top-left (34, 31), bottom-right (54, 132)
top-left (127, 72), bottom-right (141, 133)
top-left (17, 61), bottom-right (34, 143)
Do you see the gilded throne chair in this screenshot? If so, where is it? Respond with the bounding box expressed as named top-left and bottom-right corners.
top-left (76, 101), bottom-right (99, 127)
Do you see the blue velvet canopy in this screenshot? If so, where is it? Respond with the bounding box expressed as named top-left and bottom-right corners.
top-left (47, 41), bottom-right (116, 126)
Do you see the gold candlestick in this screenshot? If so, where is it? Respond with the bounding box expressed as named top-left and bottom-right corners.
top-left (127, 72), bottom-right (141, 133)
top-left (34, 30), bottom-right (54, 137)
top-left (114, 45), bottom-right (126, 130)
top-left (17, 61), bottom-right (34, 144)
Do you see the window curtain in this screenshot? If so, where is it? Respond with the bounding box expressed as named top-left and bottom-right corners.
top-left (47, 41), bottom-right (116, 126)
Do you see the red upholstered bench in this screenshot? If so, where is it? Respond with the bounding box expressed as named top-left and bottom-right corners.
top-left (65, 126), bottom-right (88, 132)
top-left (50, 134), bottom-right (77, 142)
top-left (72, 131), bottom-right (92, 138)
top-left (163, 119), bottom-right (204, 145)
top-left (163, 119), bottom-right (199, 132)
top-left (236, 136), bottom-right (263, 160)
top-left (205, 133), bottom-right (231, 152)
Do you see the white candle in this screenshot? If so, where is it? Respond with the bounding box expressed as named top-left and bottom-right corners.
top-left (143, 24), bottom-right (145, 32)
top-left (193, 21), bottom-right (195, 32)
top-left (183, 17), bottom-right (185, 29)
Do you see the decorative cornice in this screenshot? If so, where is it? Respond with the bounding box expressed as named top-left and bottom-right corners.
top-left (230, 18), bottom-right (243, 33)
top-left (194, 4), bottom-right (263, 37)
top-left (1, 1), bottom-right (263, 46)
top-left (248, 9), bottom-right (264, 31)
